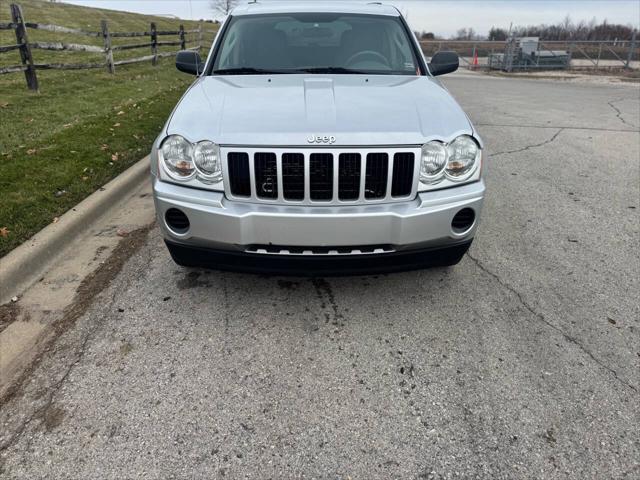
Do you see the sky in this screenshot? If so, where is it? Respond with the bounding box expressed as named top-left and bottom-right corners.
top-left (63, 0), bottom-right (640, 37)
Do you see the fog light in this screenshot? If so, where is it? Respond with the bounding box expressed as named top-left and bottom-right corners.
top-left (165, 208), bottom-right (190, 234)
top-left (451, 208), bottom-right (475, 233)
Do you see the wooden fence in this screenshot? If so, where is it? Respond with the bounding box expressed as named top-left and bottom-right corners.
top-left (0, 3), bottom-right (216, 91)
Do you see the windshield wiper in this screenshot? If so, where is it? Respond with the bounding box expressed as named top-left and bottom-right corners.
top-left (212, 67), bottom-right (297, 75)
top-left (213, 66), bottom-right (372, 76)
top-left (296, 67), bottom-right (369, 74)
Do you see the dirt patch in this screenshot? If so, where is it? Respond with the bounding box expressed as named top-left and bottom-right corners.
top-left (277, 280), bottom-right (300, 291)
top-left (176, 271), bottom-right (211, 290)
top-left (0, 302), bottom-right (21, 335)
top-left (41, 405), bottom-right (65, 431)
top-left (542, 427), bottom-right (558, 445)
top-left (0, 223), bottom-right (154, 407)
top-left (119, 341), bottom-right (133, 356)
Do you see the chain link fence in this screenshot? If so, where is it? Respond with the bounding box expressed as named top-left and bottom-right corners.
top-left (420, 36), bottom-right (639, 72)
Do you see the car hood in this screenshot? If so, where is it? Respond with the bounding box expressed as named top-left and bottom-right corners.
top-left (166, 74), bottom-right (474, 146)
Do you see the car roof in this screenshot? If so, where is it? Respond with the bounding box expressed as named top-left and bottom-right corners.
top-left (231, 1), bottom-right (400, 17)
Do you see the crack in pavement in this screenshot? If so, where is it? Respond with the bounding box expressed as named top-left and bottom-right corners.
top-left (489, 128), bottom-right (565, 158)
top-left (465, 252), bottom-right (639, 394)
top-left (475, 123), bottom-right (639, 133)
top-left (607, 97), bottom-right (639, 129)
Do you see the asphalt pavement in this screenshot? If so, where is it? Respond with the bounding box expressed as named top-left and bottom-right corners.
top-left (1, 72), bottom-right (638, 479)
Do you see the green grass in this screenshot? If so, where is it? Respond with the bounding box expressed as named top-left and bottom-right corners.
top-left (0, 1), bottom-right (218, 256)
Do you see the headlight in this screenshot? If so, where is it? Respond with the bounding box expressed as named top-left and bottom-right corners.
top-left (161, 135), bottom-right (195, 179)
top-left (420, 141), bottom-right (447, 183)
top-left (193, 141), bottom-right (222, 182)
top-left (418, 135), bottom-right (481, 191)
top-left (446, 135), bottom-right (478, 179)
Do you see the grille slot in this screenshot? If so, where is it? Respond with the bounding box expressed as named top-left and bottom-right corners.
top-left (365, 153), bottom-right (388, 199)
top-left (338, 153), bottom-right (361, 201)
top-left (227, 152), bottom-right (251, 197)
top-left (309, 153), bottom-right (333, 201)
top-left (282, 153), bottom-right (305, 201)
top-left (254, 152), bottom-right (278, 199)
top-left (391, 152), bottom-right (414, 197)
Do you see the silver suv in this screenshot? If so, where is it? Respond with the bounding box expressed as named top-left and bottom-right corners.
top-left (151, 2), bottom-right (485, 274)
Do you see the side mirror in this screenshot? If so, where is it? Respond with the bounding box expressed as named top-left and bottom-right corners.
top-left (176, 50), bottom-right (204, 75)
top-left (428, 51), bottom-right (459, 76)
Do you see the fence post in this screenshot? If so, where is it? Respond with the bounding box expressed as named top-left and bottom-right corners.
top-left (197, 23), bottom-right (203, 51)
top-left (471, 43), bottom-right (477, 70)
top-left (10, 3), bottom-right (38, 91)
top-left (101, 20), bottom-right (114, 73)
top-left (150, 22), bottom-right (157, 66)
top-left (626, 30), bottom-right (637, 69)
top-left (179, 24), bottom-right (186, 50)
top-left (567, 41), bottom-right (574, 69)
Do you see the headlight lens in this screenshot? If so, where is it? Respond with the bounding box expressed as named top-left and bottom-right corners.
top-left (420, 141), bottom-right (447, 182)
top-left (161, 135), bottom-right (195, 178)
top-left (446, 135), bottom-right (478, 179)
top-left (193, 141), bottom-right (222, 182)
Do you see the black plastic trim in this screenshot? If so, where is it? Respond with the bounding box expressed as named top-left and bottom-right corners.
top-left (164, 240), bottom-right (473, 276)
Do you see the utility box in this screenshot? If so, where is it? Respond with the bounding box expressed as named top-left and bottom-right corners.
top-left (519, 37), bottom-right (539, 56)
top-left (489, 37), bottom-right (570, 71)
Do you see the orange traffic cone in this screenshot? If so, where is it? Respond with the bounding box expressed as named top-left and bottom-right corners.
top-left (472, 50), bottom-right (479, 69)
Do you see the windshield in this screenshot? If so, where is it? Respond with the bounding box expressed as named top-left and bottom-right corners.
top-left (211, 13), bottom-right (421, 75)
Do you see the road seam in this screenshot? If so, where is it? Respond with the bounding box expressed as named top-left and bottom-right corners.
top-left (465, 252), bottom-right (639, 394)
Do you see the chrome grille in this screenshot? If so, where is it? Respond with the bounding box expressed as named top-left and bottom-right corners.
top-left (223, 147), bottom-right (419, 206)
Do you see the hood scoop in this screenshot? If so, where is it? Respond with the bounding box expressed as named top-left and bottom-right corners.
top-left (304, 78), bottom-right (336, 129)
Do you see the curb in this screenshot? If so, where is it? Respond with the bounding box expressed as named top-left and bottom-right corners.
top-left (0, 157), bottom-right (150, 305)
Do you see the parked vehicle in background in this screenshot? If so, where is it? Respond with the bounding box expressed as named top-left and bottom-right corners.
top-left (151, 2), bottom-right (485, 274)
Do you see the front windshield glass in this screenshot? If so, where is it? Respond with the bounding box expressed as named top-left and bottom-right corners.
top-left (211, 13), bottom-right (420, 75)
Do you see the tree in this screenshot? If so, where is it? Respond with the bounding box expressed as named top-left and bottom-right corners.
top-left (488, 27), bottom-right (508, 41)
top-left (454, 28), bottom-right (468, 40)
top-left (211, 0), bottom-right (238, 17)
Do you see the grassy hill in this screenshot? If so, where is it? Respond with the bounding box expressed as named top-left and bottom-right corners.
top-left (0, 1), bottom-right (218, 256)
top-left (0, 0), bottom-right (214, 66)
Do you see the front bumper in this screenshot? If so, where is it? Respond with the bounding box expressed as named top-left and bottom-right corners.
top-left (152, 176), bottom-right (485, 252)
